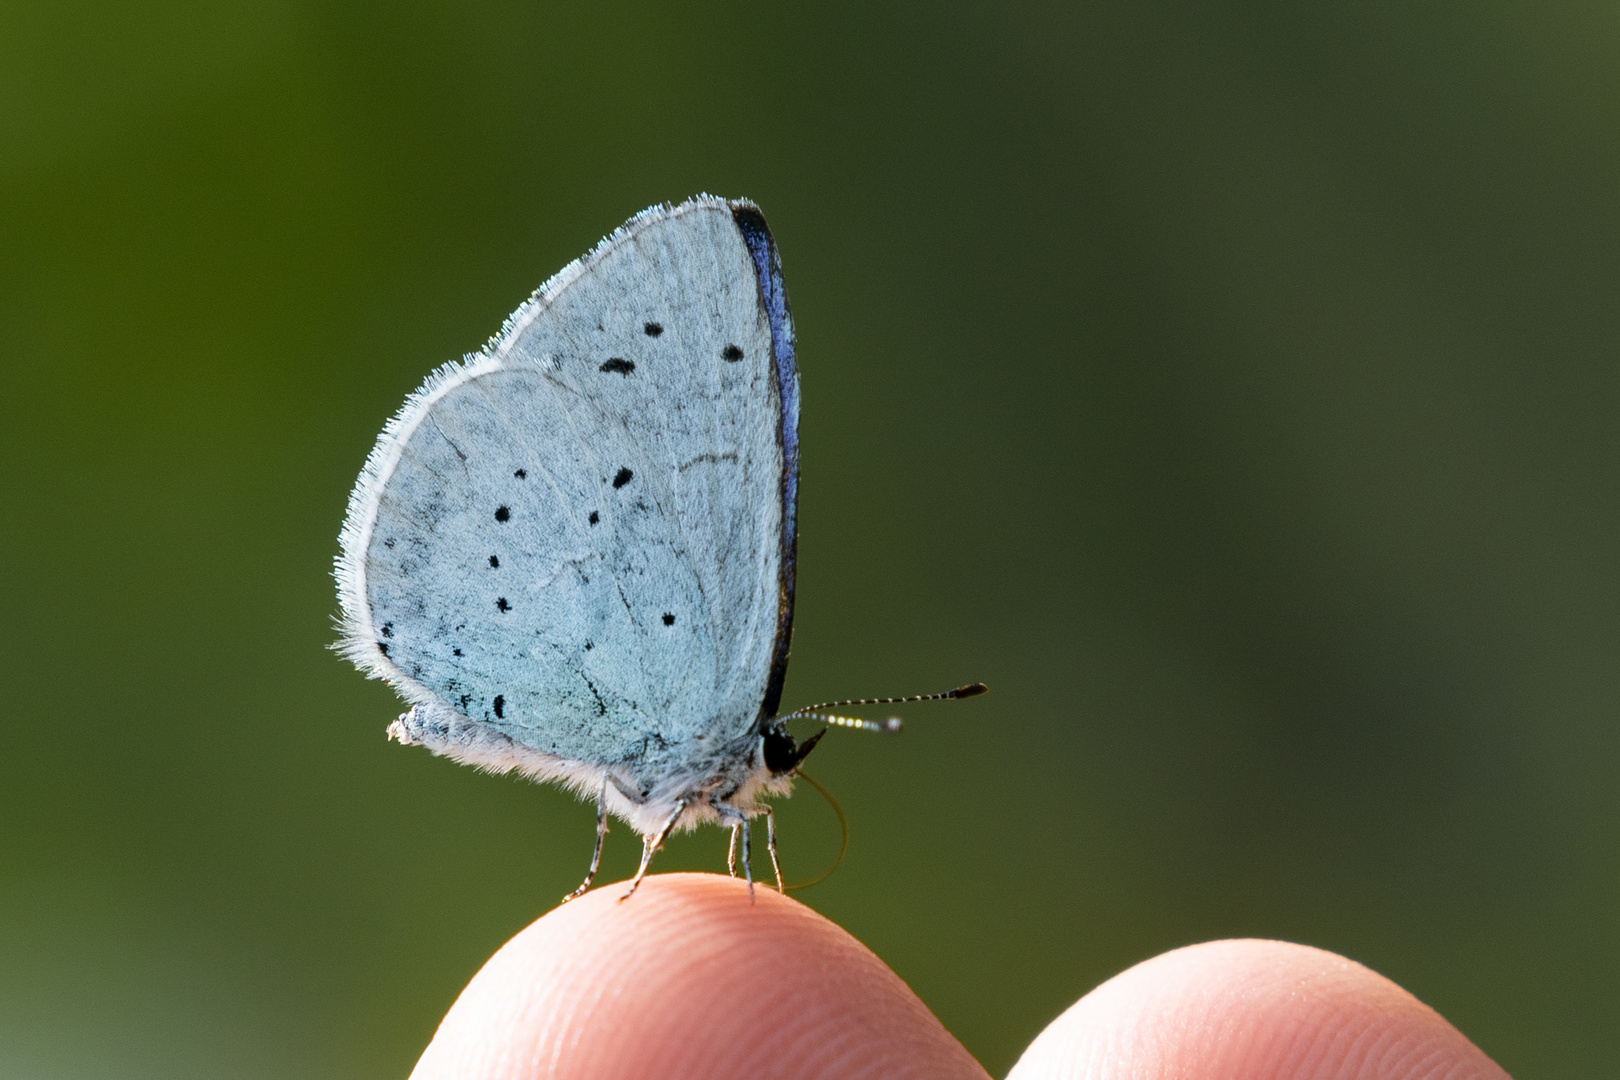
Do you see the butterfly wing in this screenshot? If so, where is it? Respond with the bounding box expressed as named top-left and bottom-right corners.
top-left (336, 197), bottom-right (798, 797)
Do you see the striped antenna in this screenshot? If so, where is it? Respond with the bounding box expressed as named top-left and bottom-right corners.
top-left (788, 682), bottom-right (987, 714)
top-left (779, 711), bottom-right (904, 734)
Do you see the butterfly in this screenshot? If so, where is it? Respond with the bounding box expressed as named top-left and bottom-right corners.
top-left (336, 195), bottom-right (984, 901)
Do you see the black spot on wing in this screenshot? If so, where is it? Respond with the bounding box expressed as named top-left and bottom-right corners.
top-left (494, 505), bottom-right (511, 522)
top-left (496, 597), bottom-right (512, 612)
top-left (493, 694), bottom-right (505, 719)
top-left (377, 641), bottom-right (389, 656)
top-left (722, 344), bottom-right (744, 361)
top-left (488, 555), bottom-right (499, 568)
top-left (588, 510), bottom-right (600, 524)
top-left (612, 467), bottom-right (633, 488)
top-left (644, 321), bottom-right (663, 336)
top-left (514, 469), bottom-right (527, 479)
top-left (381, 622), bottom-right (393, 637)
top-left (600, 357), bottom-right (634, 375)
top-left (662, 613), bottom-right (675, 626)
top-left (453, 648), bottom-right (463, 656)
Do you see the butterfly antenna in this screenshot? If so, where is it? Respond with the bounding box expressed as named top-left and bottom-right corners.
top-left (790, 682), bottom-right (987, 713)
top-left (779, 682), bottom-right (987, 732)
top-left (787, 711), bottom-right (903, 733)
top-left (783, 770), bottom-right (848, 891)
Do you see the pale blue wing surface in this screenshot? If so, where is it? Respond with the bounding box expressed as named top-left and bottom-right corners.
top-left (338, 198), bottom-right (795, 793)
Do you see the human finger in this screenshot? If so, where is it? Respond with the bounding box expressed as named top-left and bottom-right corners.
top-left (407, 872), bottom-right (989, 1080)
top-left (1007, 938), bottom-right (1508, 1080)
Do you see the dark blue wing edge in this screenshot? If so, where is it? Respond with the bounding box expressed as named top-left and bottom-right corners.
top-left (730, 202), bottom-right (799, 723)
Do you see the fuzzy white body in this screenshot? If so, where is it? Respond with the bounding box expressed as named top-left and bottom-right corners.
top-left (335, 197), bottom-right (799, 838)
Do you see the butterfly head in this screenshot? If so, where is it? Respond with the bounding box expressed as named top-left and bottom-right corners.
top-left (761, 724), bottom-right (825, 777)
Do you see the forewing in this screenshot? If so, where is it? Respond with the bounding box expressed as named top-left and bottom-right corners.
top-left (338, 198), bottom-right (794, 773)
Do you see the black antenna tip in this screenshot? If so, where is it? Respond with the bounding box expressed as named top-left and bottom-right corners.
top-left (950, 682), bottom-right (989, 699)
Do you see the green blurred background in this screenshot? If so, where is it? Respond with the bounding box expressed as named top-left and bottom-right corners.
top-left (2, 0), bottom-right (1617, 1075)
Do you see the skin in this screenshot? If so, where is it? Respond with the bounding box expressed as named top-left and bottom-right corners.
top-left (408, 873), bottom-right (1510, 1080)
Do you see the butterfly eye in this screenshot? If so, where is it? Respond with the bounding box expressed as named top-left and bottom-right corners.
top-left (761, 728), bottom-right (799, 774)
top-left (762, 725), bottom-right (824, 775)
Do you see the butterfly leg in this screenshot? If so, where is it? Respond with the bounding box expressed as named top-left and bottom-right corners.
top-left (560, 777), bottom-right (610, 904)
top-left (764, 807), bottom-right (784, 893)
top-left (620, 799), bottom-right (687, 902)
top-left (737, 817), bottom-right (755, 899)
top-left (716, 803), bottom-right (756, 897)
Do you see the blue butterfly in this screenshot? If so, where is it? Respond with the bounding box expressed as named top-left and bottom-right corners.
top-left (337, 196), bottom-right (984, 900)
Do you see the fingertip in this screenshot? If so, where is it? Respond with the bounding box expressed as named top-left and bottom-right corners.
top-left (1008, 939), bottom-right (1508, 1080)
top-left (409, 873), bottom-right (988, 1080)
